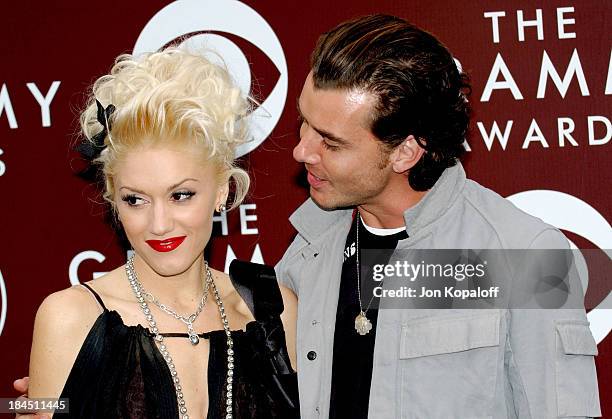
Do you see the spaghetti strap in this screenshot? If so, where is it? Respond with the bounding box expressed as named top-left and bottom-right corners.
top-left (80, 283), bottom-right (108, 312)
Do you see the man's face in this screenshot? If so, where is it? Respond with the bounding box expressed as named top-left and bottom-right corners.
top-left (294, 72), bottom-right (393, 210)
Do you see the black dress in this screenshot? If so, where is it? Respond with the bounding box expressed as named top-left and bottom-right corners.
top-left (55, 261), bottom-right (299, 419)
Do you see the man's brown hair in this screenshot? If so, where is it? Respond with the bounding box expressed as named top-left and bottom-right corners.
top-left (311, 14), bottom-right (470, 191)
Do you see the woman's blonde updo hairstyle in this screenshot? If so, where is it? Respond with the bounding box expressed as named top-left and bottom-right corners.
top-left (80, 48), bottom-right (250, 211)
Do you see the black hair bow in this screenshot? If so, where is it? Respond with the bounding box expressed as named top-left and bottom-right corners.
top-left (77, 99), bottom-right (116, 160)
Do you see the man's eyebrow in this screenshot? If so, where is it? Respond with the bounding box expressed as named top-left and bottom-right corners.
top-left (296, 100), bottom-right (349, 145)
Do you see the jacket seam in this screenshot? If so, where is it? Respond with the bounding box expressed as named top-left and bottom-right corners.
top-left (526, 227), bottom-right (566, 249)
top-left (506, 313), bottom-right (535, 419)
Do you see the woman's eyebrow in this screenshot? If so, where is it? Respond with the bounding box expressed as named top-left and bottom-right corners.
top-left (120, 178), bottom-right (199, 194)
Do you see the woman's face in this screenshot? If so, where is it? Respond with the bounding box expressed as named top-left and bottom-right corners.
top-left (113, 145), bottom-right (228, 276)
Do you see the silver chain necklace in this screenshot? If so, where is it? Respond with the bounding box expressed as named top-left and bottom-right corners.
top-left (125, 255), bottom-right (235, 419)
top-left (354, 211), bottom-right (374, 336)
top-left (135, 268), bottom-right (211, 346)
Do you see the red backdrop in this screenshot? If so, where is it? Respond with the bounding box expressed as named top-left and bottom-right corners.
top-left (1, 0), bottom-right (610, 416)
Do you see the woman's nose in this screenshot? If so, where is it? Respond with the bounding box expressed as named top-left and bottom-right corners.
top-left (150, 202), bottom-right (174, 236)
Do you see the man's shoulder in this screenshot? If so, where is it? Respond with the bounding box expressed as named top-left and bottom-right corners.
top-left (288, 198), bottom-right (352, 241)
top-left (459, 179), bottom-right (562, 247)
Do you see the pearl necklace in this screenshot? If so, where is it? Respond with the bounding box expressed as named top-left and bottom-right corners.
top-left (125, 255), bottom-right (235, 419)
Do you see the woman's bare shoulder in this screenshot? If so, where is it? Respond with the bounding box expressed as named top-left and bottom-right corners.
top-left (35, 265), bottom-right (126, 330)
top-left (36, 285), bottom-right (101, 329)
top-left (29, 284), bottom-right (106, 398)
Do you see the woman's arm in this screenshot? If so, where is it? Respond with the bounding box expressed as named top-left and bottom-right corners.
top-left (28, 286), bottom-right (101, 401)
top-left (278, 285), bottom-right (298, 371)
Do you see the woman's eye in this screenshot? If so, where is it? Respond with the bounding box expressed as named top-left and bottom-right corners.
top-left (121, 194), bottom-right (144, 206)
top-left (171, 191), bottom-right (196, 202)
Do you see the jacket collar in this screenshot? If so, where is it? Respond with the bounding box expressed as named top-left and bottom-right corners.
top-left (288, 198), bottom-right (352, 245)
top-left (402, 162), bottom-right (466, 237)
top-left (289, 162), bottom-right (466, 241)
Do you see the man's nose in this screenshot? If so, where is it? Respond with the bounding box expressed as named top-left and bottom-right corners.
top-left (150, 202), bottom-right (174, 237)
top-left (293, 129), bottom-right (321, 165)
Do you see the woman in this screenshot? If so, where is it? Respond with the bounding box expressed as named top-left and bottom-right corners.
top-left (26, 48), bottom-right (298, 418)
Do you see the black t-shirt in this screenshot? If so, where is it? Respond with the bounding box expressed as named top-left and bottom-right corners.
top-left (329, 214), bottom-right (408, 419)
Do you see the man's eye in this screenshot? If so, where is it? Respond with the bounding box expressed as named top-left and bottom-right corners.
top-left (121, 194), bottom-right (144, 206)
top-left (322, 140), bottom-right (340, 151)
top-left (171, 191), bottom-right (196, 201)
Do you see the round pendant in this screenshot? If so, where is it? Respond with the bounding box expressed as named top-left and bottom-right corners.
top-left (189, 333), bottom-right (200, 345)
top-left (355, 312), bottom-right (373, 335)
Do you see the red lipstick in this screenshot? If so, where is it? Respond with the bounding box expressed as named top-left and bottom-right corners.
top-left (145, 236), bottom-right (186, 252)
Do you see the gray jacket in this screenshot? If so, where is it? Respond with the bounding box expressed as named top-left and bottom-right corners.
top-left (276, 163), bottom-right (601, 419)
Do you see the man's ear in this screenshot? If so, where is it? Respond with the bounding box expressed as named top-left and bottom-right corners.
top-left (390, 135), bottom-right (425, 174)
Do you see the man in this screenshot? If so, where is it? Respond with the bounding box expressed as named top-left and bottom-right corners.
top-left (275, 14), bottom-right (601, 419)
top-left (14, 14), bottom-right (601, 419)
